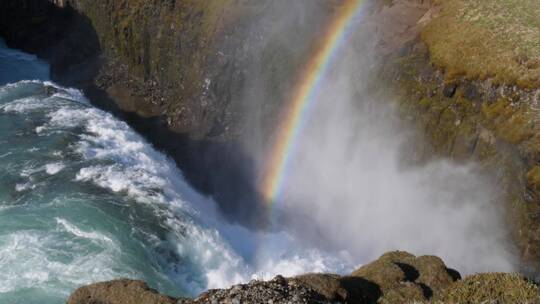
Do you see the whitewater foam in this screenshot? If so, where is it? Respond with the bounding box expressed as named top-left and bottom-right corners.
top-left (0, 79), bottom-right (357, 300)
top-left (45, 162), bottom-right (65, 175)
top-left (0, 230), bottom-right (126, 295)
top-left (56, 217), bottom-right (114, 244)
top-left (15, 182), bottom-right (35, 192)
top-left (1, 96), bottom-right (49, 113)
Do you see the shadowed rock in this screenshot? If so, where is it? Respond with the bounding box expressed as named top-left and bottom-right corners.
top-left (65, 251), bottom-right (462, 304)
top-left (65, 251), bottom-right (540, 304)
top-left (351, 251), bottom-right (460, 303)
top-left (292, 273), bottom-right (380, 303)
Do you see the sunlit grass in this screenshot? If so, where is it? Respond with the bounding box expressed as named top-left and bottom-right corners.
top-left (422, 0), bottom-right (540, 88)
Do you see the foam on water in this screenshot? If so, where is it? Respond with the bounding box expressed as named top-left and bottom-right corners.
top-left (0, 80), bottom-right (346, 303)
top-left (0, 228), bottom-right (127, 295)
top-left (56, 217), bottom-right (114, 244)
top-left (0, 39), bottom-right (354, 303)
top-left (45, 162), bottom-right (65, 175)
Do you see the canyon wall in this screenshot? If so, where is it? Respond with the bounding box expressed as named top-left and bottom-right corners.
top-left (2, 0), bottom-right (540, 279)
top-left (0, 1), bottom-right (343, 224)
top-left (380, 0), bottom-right (540, 271)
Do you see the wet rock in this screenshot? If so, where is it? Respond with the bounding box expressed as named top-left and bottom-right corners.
top-left (442, 82), bottom-right (458, 98)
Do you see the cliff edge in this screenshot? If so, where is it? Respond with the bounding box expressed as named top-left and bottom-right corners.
top-left (66, 251), bottom-right (540, 304)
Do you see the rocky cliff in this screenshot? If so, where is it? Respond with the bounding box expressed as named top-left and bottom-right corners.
top-left (378, 0), bottom-right (540, 270)
top-left (0, 0), bottom-right (270, 222)
top-left (3, 0), bottom-right (540, 302)
top-left (65, 251), bottom-right (540, 304)
top-left (0, 0), bottom-right (353, 224)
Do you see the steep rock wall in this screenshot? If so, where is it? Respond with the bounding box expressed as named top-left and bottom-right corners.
top-left (380, 0), bottom-right (540, 270)
top-left (3, 0), bottom-right (540, 269)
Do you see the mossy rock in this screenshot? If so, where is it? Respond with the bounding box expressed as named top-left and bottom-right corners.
top-left (439, 273), bottom-right (540, 304)
top-left (293, 273), bottom-right (349, 302)
top-left (293, 273), bottom-right (378, 303)
top-left (351, 251), bottom-right (460, 303)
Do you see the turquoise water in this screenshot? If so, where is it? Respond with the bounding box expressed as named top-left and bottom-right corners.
top-left (0, 40), bottom-right (347, 304)
top-left (0, 41), bottom-right (240, 303)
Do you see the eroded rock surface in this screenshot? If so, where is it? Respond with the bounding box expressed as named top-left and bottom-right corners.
top-left (66, 251), bottom-right (470, 304)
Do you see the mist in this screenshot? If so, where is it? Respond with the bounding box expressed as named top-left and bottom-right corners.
top-left (232, 0), bottom-right (518, 275)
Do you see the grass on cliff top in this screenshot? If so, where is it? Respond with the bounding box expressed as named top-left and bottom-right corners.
top-left (422, 0), bottom-right (540, 88)
top-left (437, 273), bottom-right (540, 304)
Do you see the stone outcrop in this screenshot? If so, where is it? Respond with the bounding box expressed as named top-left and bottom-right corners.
top-left (67, 280), bottom-right (177, 304)
top-left (66, 251), bottom-right (540, 304)
top-left (351, 251), bottom-right (460, 303)
top-left (65, 251), bottom-right (454, 304)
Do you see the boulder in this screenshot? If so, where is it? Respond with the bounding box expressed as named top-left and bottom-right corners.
top-left (351, 251), bottom-right (460, 303)
top-left (293, 273), bottom-right (379, 303)
top-left (66, 279), bottom-right (177, 304)
top-left (66, 252), bottom-right (540, 304)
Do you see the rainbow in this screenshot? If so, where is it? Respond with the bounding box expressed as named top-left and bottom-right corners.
top-left (260, 0), bottom-right (366, 205)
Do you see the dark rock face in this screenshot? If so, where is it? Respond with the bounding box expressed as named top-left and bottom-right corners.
top-left (0, 0), bottom-right (267, 224)
top-left (0, 0), bottom-right (333, 140)
top-left (0, 0), bottom-right (101, 77)
top-left (442, 82), bottom-right (457, 98)
top-left (292, 273), bottom-right (380, 303)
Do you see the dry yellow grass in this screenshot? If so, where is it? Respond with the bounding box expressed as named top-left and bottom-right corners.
top-left (422, 0), bottom-right (540, 88)
top-left (437, 273), bottom-right (540, 304)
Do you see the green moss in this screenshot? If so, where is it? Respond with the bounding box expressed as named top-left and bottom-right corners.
top-left (481, 99), bottom-right (535, 144)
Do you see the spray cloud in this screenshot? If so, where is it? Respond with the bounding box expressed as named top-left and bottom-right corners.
top-left (233, 0), bottom-right (517, 275)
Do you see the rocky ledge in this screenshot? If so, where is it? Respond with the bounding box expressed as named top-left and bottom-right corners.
top-left (66, 251), bottom-right (540, 304)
